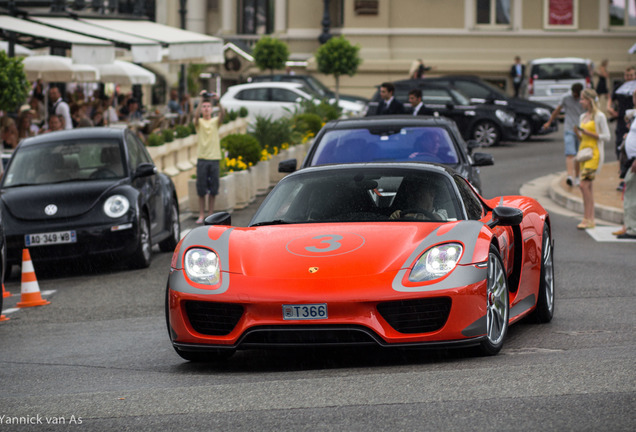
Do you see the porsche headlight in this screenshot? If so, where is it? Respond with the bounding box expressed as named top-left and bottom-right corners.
top-left (409, 243), bottom-right (463, 282)
top-left (103, 195), bottom-right (130, 218)
top-left (185, 248), bottom-right (221, 285)
top-left (495, 109), bottom-right (515, 126)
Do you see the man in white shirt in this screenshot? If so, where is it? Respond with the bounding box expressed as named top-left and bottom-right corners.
top-left (408, 89), bottom-right (424, 116)
top-left (48, 86), bottom-right (72, 130)
top-left (619, 90), bottom-right (636, 239)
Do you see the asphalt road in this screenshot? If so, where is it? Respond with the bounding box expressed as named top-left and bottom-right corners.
top-left (0, 129), bottom-right (634, 431)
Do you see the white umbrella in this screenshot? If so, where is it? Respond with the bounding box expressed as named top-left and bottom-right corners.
top-left (0, 41), bottom-right (33, 56)
top-left (615, 79), bottom-right (636, 96)
top-left (22, 55), bottom-right (100, 82)
top-left (96, 60), bottom-right (156, 85)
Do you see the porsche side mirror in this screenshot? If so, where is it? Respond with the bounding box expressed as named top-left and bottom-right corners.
top-left (204, 212), bottom-right (231, 226)
top-left (134, 163), bottom-right (157, 179)
top-left (490, 206), bottom-right (523, 227)
top-left (279, 158), bottom-right (297, 173)
top-left (472, 152), bottom-right (494, 167)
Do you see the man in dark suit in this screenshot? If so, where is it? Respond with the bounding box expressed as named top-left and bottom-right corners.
top-left (408, 88), bottom-right (425, 115)
top-left (510, 56), bottom-right (525, 98)
top-left (377, 82), bottom-right (405, 115)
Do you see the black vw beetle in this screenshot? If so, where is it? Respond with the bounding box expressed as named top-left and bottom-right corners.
top-left (0, 128), bottom-right (180, 270)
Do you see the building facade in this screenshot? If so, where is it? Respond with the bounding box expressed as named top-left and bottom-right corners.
top-left (157, 0), bottom-right (636, 98)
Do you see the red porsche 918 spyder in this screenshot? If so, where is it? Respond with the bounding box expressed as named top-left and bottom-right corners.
top-left (166, 163), bottom-right (554, 361)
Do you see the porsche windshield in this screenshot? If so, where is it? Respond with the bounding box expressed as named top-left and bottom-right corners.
top-left (2, 139), bottom-right (125, 187)
top-left (309, 127), bottom-right (459, 166)
top-left (250, 167), bottom-right (463, 225)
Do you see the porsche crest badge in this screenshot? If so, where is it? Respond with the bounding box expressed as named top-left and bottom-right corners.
top-left (308, 267), bottom-right (319, 273)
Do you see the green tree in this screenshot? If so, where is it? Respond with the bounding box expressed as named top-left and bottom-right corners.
top-left (252, 36), bottom-right (289, 74)
top-left (315, 36), bottom-right (362, 103)
top-left (0, 51), bottom-right (30, 113)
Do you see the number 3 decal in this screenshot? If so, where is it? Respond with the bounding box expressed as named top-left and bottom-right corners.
top-left (286, 232), bottom-right (365, 257)
top-left (305, 235), bottom-right (343, 253)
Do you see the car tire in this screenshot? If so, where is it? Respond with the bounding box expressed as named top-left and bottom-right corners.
top-left (516, 116), bottom-right (532, 141)
top-left (472, 121), bottom-right (501, 147)
top-left (159, 199), bottom-right (180, 253)
top-left (532, 223), bottom-right (555, 323)
top-left (129, 213), bottom-right (152, 269)
top-left (478, 245), bottom-right (510, 356)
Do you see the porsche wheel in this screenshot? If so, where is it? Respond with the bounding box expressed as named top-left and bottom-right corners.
top-left (533, 224), bottom-right (555, 323)
top-left (472, 121), bottom-right (501, 147)
top-left (516, 116), bottom-right (532, 141)
top-left (130, 214), bottom-right (152, 269)
top-left (159, 199), bottom-right (180, 252)
top-left (479, 245), bottom-right (509, 356)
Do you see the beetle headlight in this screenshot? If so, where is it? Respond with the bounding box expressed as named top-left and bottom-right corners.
top-left (534, 107), bottom-right (551, 118)
top-left (409, 243), bottom-right (463, 282)
top-left (103, 195), bottom-right (130, 218)
top-left (495, 109), bottom-right (515, 126)
top-left (185, 248), bottom-right (221, 285)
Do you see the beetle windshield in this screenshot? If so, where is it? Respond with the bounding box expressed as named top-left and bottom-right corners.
top-left (2, 139), bottom-right (125, 187)
top-left (309, 127), bottom-right (459, 166)
top-left (250, 167), bottom-right (463, 225)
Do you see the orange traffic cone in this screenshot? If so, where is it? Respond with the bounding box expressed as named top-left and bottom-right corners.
top-left (16, 249), bottom-right (50, 308)
top-left (1, 284), bottom-right (9, 322)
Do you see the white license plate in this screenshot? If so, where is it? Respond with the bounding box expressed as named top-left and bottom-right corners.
top-left (25, 230), bottom-right (77, 247)
top-left (283, 303), bottom-right (328, 320)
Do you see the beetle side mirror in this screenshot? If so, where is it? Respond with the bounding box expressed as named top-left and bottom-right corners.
top-left (278, 159), bottom-right (297, 173)
top-left (134, 163), bottom-right (157, 179)
top-left (204, 212), bottom-right (231, 226)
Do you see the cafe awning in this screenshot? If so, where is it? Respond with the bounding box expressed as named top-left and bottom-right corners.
top-left (81, 18), bottom-right (223, 64)
top-left (0, 15), bottom-right (115, 64)
top-left (31, 17), bottom-right (163, 63)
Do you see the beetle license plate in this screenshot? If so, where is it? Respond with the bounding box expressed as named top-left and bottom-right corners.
top-left (283, 303), bottom-right (328, 320)
top-left (25, 230), bottom-right (77, 247)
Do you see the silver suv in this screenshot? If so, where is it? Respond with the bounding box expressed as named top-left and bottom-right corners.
top-left (527, 57), bottom-right (592, 109)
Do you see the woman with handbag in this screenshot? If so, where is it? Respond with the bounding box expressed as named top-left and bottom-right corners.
top-left (574, 89), bottom-right (610, 229)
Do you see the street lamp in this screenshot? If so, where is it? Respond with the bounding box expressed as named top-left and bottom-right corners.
top-left (318, 0), bottom-right (332, 44)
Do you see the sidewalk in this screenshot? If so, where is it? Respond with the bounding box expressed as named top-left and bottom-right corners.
top-left (548, 160), bottom-right (624, 224)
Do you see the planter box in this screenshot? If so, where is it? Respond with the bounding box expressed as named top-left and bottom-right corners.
top-left (233, 170), bottom-right (250, 209)
top-left (254, 160), bottom-right (270, 195)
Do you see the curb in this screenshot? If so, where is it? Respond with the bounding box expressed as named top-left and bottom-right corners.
top-left (548, 173), bottom-right (624, 224)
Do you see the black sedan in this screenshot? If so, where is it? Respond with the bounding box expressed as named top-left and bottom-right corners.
top-left (280, 115), bottom-right (493, 193)
top-left (0, 128), bottom-right (180, 269)
top-left (423, 75), bottom-right (557, 141)
top-left (365, 82), bottom-right (518, 146)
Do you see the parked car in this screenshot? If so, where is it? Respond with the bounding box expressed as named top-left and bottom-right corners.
top-left (366, 81), bottom-right (518, 146)
top-left (166, 162), bottom-right (554, 361)
top-left (279, 115), bottom-right (493, 193)
top-left (526, 57), bottom-right (592, 109)
top-left (423, 75), bottom-right (557, 141)
top-left (220, 82), bottom-right (365, 122)
top-left (0, 128), bottom-right (180, 269)
top-left (248, 73), bottom-right (369, 105)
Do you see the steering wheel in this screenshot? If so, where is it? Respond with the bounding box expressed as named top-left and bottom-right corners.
top-left (399, 208), bottom-right (440, 221)
top-left (90, 168), bottom-right (117, 179)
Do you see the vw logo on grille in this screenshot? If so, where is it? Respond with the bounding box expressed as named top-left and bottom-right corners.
top-left (44, 204), bottom-right (58, 216)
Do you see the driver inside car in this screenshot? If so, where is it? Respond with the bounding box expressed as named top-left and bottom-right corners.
top-left (390, 177), bottom-right (448, 221)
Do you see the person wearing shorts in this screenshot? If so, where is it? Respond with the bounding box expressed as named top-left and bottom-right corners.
top-left (194, 90), bottom-right (225, 223)
top-left (543, 83), bottom-right (585, 187)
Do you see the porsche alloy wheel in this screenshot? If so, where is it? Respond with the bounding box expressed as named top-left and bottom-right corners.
top-left (159, 199), bottom-right (180, 252)
top-left (479, 246), bottom-right (509, 355)
top-left (516, 117), bottom-right (532, 141)
top-left (472, 121), bottom-right (501, 147)
top-left (533, 224), bottom-right (555, 323)
top-left (130, 214), bottom-right (152, 269)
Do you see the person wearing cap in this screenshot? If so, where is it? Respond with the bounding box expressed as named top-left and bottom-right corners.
top-left (17, 104), bottom-right (39, 139)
